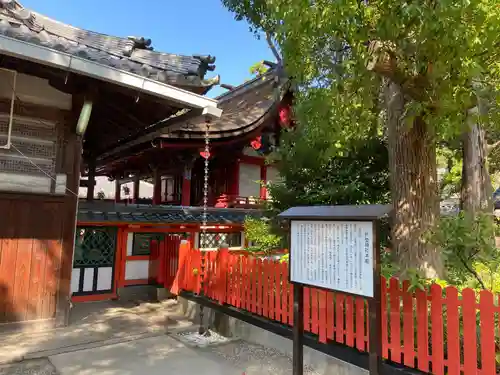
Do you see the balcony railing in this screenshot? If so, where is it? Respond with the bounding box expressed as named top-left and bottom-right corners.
top-left (214, 194), bottom-right (264, 209)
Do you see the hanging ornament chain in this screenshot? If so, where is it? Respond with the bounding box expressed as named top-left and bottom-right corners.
top-left (199, 122), bottom-right (210, 336)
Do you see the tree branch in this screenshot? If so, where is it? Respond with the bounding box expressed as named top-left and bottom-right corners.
top-left (265, 32), bottom-right (282, 64)
top-left (458, 253), bottom-right (487, 289)
top-left (488, 139), bottom-right (500, 151)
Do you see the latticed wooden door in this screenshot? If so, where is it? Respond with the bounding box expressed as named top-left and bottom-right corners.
top-left (71, 227), bottom-right (117, 296)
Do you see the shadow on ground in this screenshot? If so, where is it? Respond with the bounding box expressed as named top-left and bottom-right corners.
top-left (0, 298), bottom-right (194, 364)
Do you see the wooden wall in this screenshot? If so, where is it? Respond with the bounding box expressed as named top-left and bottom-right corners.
top-left (0, 72), bottom-right (80, 328)
top-left (0, 195), bottom-right (65, 323)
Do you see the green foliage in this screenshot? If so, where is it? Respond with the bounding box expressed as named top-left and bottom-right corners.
top-left (223, 0), bottom-right (500, 285)
top-left (249, 61), bottom-right (269, 77)
top-left (267, 134), bottom-right (390, 214)
top-left (243, 217), bottom-right (283, 254)
top-left (431, 212), bottom-right (499, 291)
top-left (439, 148), bottom-right (463, 199)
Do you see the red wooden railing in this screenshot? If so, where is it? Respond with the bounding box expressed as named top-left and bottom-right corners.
top-left (173, 244), bottom-right (500, 374)
top-left (214, 194), bottom-right (264, 209)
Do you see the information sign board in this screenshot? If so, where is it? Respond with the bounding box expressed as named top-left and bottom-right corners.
top-left (290, 220), bottom-right (374, 297)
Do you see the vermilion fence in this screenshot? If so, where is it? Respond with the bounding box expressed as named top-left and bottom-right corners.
top-left (173, 244), bottom-right (500, 375)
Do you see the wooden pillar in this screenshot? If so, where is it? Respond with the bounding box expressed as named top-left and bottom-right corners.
top-left (115, 180), bottom-right (121, 203)
top-left (133, 175), bottom-right (140, 203)
top-left (86, 159), bottom-right (96, 201)
top-left (260, 165), bottom-right (267, 200)
top-left (152, 169), bottom-right (162, 205)
top-left (181, 166), bottom-right (192, 206)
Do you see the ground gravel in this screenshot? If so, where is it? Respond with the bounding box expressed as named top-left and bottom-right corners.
top-left (204, 340), bottom-right (320, 375)
top-left (0, 359), bottom-right (58, 375)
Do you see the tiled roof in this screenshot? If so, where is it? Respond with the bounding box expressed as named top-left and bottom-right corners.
top-left (77, 202), bottom-right (262, 225)
top-left (99, 69), bottom-right (289, 159)
top-left (0, 1), bottom-right (219, 89)
top-left (165, 70), bottom-right (288, 139)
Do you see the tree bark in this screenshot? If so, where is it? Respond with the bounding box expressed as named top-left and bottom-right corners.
top-left (461, 109), bottom-right (493, 215)
top-left (385, 80), bottom-right (443, 279)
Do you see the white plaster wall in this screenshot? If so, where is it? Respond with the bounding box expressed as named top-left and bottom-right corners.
top-left (125, 260), bottom-right (149, 280)
top-left (0, 172), bottom-right (66, 195)
top-left (79, 177), bottom-right (154, 199)
top-left (82, 268), bottom-right (94, 292)
top-left (126, 232), bottom-right (133, 256)
top-left (96, 267), bottom-right (113, 291)
top-left (238, 163), bottom-right (261, 198)
top-left (70, 268), bottom-right (80, 294)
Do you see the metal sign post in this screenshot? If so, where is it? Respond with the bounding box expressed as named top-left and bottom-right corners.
top-left (278, 205), bottom-right (390, 375)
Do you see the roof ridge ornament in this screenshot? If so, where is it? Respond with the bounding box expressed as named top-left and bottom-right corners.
top-left (1, 0), bottom-right (43, 32)
top-left (194, 55), bottom-right (217, 78)
top-left (123, 36), bottom-right (153, 56)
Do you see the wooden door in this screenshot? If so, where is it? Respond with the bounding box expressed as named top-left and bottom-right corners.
top-left (0, 195), bottom-right (65, 323)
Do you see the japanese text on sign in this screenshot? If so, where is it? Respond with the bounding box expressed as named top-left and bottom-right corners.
top-left (290, 220), bottom-right (374, 297)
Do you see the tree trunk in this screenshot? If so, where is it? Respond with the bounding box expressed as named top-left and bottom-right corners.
top-left (461, 109), bottom-right (493, 215)
top-left (385, 80), bottom-right (443, 279)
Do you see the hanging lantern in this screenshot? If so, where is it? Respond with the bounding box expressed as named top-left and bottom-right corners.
top-left (199, 150), bottom-right (211, 159)
top-left (278, 103), bottom-right (292, 128)
top-left (250, 136), bottom-right (262, 150)
top-left (250, 134), bottom-right (273, 156)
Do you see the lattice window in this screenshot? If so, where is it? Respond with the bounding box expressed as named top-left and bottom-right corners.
top-left (0, 69), bottom-right (60, 194)
top-left (198, 232), bottom-right (243, 249)
top-left (0, 115), bottom-right (57, 176)
top-left (73, 227), bottom-right (117, 267)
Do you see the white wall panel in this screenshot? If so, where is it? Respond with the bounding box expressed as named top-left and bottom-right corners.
top-left (125, 260), bottom-right (149, 280)
top-left (126, 233), bottom-right (133, 256)
top-left (70, 268), bottom-right (80, 294)
top-left (82, 268), bottom-right (94, 292)
top-left (97, 267), bottom-right (113, 291)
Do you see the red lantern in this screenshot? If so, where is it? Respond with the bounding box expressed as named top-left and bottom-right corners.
top-left (278, 104), bottom-right (292, 128)
top-left (250, 136), bottom-right (262, 150)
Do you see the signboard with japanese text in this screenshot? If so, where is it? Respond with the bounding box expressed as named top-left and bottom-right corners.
top-left (290, 220), bottom-right (374, 297)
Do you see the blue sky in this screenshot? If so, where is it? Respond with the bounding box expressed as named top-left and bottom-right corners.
top-left (21, 0), bottom-right (274, 97)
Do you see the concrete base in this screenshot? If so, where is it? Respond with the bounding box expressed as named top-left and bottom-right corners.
top-left (117, 285), bottom-right (158, 302)
top-left (178, 296), bottom-right (367, 375)
top-left (156, 287), bottom-right (175, 301)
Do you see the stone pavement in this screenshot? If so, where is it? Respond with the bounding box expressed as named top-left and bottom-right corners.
top-left (0, 334), bottom-right (321, 375)
top-left (47, 335), bottom-right (319, 375)
top-left (0, 298), bottom-right (324, 375)
top-left (0, 299), bottom-right (193, 365)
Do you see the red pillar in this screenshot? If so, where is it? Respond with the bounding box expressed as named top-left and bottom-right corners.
top-left (260, 165), bottom-right (267, 200)
top-left (114, 180), bottom-right (121, 203)
top-left (152, 169), bottom-right (162, 205)
top-left (181, 167), bottom-right (191, 206)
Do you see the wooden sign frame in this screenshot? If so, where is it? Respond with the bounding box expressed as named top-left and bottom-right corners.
top-left (278, 205), bottom-right (390, 375)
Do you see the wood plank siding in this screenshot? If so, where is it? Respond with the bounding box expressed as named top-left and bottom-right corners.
top-left (0, 72), bottom-right (80, 329)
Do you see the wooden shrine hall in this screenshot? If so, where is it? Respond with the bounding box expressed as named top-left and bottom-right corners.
top-left (0, 1), bottom-right (292, 326)
top-left (74, 68), bottom-right (292, 303)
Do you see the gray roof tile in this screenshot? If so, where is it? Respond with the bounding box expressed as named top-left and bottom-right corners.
top-left (0, 1), bottom-right (219, 89)
top-left (77, 201), bottom-right (262, 225)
